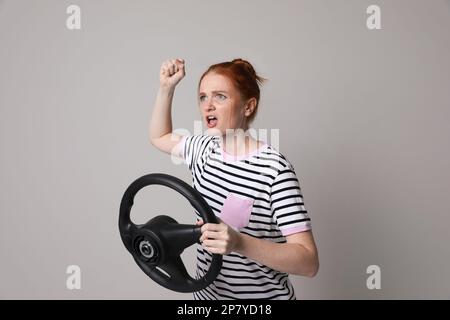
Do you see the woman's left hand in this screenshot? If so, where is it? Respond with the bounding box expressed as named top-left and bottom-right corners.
top-left (197, 217), bottom-right (242, 255)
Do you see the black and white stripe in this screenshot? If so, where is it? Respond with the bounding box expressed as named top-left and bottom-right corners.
top-left (180, 135), bottom-right (311, 300)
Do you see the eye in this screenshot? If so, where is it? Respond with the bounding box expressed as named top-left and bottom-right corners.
top-left (216, 94), bottom-right (226, 100)
top-left (199, 95), bottom-right (206, 101)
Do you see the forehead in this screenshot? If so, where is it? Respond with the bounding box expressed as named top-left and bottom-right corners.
top-left (199, 73), bottom-right (235, 93)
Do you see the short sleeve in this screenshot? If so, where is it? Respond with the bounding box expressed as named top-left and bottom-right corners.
top-left (178, 134), bottom-right (216, 172)
top-left (270, 164), bottom-right (312, 236)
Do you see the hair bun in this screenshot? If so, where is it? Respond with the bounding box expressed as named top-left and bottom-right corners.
top-left (231, 58), bottom-right (257, 78)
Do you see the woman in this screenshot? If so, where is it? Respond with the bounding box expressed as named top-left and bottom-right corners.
top-left (149, 58), bottom-right (319, 300)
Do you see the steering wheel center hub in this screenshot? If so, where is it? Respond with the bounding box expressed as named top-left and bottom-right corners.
top-left (139, 240), bottom-right (154, 258)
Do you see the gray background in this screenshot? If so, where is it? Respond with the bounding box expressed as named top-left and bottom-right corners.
top-left (1, 0), bottom-right (449, 299)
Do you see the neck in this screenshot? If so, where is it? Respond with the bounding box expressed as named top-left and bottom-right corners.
top-left (221, 130), bottom-right (256, 156)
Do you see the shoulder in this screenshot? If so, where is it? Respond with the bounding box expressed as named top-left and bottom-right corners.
top-left (262, 145), bottom-right (295, 173)
top-left (184, 134), bottom-right (217, 144)
top-left (183, 134), bottom-right (219, 150)
top-left (182, 134), bottom-right (221, 160)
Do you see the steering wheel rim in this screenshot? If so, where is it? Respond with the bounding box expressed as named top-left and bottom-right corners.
top-left (119, 173), bottom-right (222, 293)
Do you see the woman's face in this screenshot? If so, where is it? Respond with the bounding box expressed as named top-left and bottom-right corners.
top-left (198, 72), bottom-right (247, 136)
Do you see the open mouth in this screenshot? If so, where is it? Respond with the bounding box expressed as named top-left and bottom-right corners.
top-left (206, 115), bottom-right (218, 128)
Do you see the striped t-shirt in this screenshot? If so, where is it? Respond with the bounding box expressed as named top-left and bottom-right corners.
top-left (177, 134), bottom-right (312, 300)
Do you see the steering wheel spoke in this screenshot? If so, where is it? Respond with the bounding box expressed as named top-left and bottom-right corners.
top-left (158, 256), bottom-right (190, 284)
top-left (160, 223), bottom-right (202, 256)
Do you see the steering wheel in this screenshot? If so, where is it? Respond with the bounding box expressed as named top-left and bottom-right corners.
top-left (119, 173), bottom-right (222, 293)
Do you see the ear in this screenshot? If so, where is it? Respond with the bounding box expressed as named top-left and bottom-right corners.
top-left (244, 97), bottom-right (257, 117)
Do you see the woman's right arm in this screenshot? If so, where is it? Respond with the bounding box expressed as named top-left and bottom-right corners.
top-left (149, 58), bottom-right (186, 156)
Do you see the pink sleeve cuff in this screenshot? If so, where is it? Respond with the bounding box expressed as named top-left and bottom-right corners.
top-left (281, 224), bottom-right (312, 236)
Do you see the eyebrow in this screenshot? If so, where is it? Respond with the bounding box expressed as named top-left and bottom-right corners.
top-left (198, 90), bottom-right (228, 96)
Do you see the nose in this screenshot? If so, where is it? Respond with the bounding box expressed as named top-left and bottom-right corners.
top-left (204, 97), bottom-right (215, 111)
